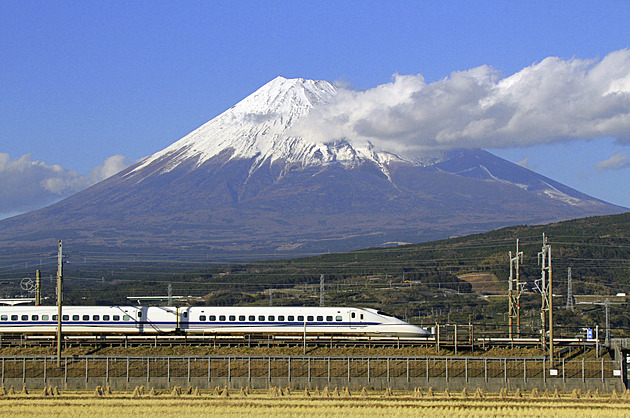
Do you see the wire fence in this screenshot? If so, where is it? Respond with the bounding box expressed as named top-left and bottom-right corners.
top-left (0, 356), bottom-right (623, 385)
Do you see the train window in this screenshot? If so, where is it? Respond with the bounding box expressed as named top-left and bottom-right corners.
top-left (360, 314), bottom-right (364, 320)
top-left (316, 316), bottom-right (323, 321)
top-left (83, 315), bottom-right (89, 321)
top-left (103, 315), bottom-right (109, 321)
top-left (123, 315), bottom-right (131, 321)
top-left (22, 315), bottom-right (28, 321)
top-left (219, 315), bottom-right (226, 321)
top-left (259, 316), bottom-right (265, 321)
top-left (351, 312), bottom-right (356, 319)
top-left (268, 316), bottom-right (275, 321)
top-left (32, 315), bottom-right (39, 321)
top-left (11, 315), bottom-right (17, 321)
top-left (336, 316), bottom-right (342, 321)
top-left (52, 315), bottom-right (57, 321)
top-left (209, 315), bottom-right (216, 321)
top-left (138, 312), bottom-right (143, 318)
top-left (1, 315), bottom-right (7, 321)
top-left (42, 315), bottom-right (49, 321)
top-left (229, 315), bottom-right (236, 321)
top-left (278, 316), bottom-right (285, 321)
top-left (183, 312), bottom-right (187, 318)
top-left (199, 315), bottom-right (206, 321)
top-left (93, 315), bottom-right (100, 321)
top-left (239, 315), bottom-right (245, 321)
top-left (62, 315), bottom-right (69, 321)
top-left (72, 315), bottom-right (79, 321)
top-left (307, 316), bottom-right (313, 322)
top-left (113, 315), bottom-right (120, 321)
top-left (326, 316), bottom-right (333, 321)
top-left (249, 315), bottom-right (255, 321)
top-left (298, 316), bottom-right (304, 321)
top-left (288, 316), bottom-right (294, 321)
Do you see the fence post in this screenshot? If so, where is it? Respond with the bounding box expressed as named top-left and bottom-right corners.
top-left (23, 358), bottom-right (25, 384)
top-left (228, 357), bottom-right (231, 383)
top-left (207, 357), bottom-right (210, 383)
top-left (426, 358), bottom-right (429, 383)
top-left (106, 358), bottom-right (109, 383)
top-left (288, 357), bottom-right (291, 385)
top-left (407, 358), bottom-right (410, 383)
top-left (268, 357), bottom-right (271, 383)
top-left (327, 358), bottom-right (330, 383)
top-left (582, 358), bottom-right (585, 383)
top-left (308, 357), bottom-right (311, 382)
top-left (64, 357), bottom-right (67, 383)
top-left (387, 358), bottom-right (390, 383)
top-left (168, 357), bottom-right (170, 383)
top-left (147, 358), bottom-right (150, 383)
top-left (562, 358), bottom-right (565, 383)
top-left (248, 357), bottom-right (251, 383)
top-left (465, 358), bottom-right (468, 382)
top-left (504, 358), bottom-right (507, 383)
top-left (347, 358), bottom-right (350, 383)
top-left (543, 358), bottom-right (546, 384)
top-left (367, 358), bottom-right (370, 383)
top-left (1, 358), bottom-right (4, 383)
top-left (188, 357), bottom-right (191, 383)
top-left (445, 358), bottom-right (448, 382)
top-left (126, 357), bottom-right (129, 383)
top-left (601, 358), bottom-right (604, 383)
top-left (484, 358), bottom-right (487, 382)
top-left (44, 357), bottom-right (46, 382)
top-left (523, 359), bottom-right (526, 383)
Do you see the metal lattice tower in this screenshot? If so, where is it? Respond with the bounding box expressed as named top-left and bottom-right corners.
top-left (538, 233), bottom-right (554, 367)
top-left (565, 267), bottom-right (574, 312)
top-left (508, 239), bottom-right (524, 338)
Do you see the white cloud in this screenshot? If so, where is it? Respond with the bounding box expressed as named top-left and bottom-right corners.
top-left (0, 153), bottom-right (132, 219)
top-left (595, 152), bottom-right (630, 172)
top-left (291, 49), bottom-right (630, 157)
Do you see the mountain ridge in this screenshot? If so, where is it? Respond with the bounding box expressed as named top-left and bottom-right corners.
top-left (0, 76), bottom-right (626, 265)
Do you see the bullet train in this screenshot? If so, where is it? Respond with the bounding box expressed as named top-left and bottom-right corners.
top-left (0, 305), bottom-right (430, 337)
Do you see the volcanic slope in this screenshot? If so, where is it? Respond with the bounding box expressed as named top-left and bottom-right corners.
top-left (0, 77), bottom-right (625, 262)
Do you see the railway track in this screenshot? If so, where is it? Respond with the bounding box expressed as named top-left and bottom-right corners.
top-left (0, 333), bottom-right (598, 351)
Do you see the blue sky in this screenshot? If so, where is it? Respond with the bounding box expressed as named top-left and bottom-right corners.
top-left (1, 1), bottom-right (630, 219)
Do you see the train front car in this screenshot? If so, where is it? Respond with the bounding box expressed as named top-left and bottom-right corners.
top-left (360, 308), bottom-right (431, 337)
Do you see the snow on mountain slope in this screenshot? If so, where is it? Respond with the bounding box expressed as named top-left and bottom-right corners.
top-left (130, 76), bottom-right (402, 179)
top-left (127, 76), bottom-right (615, 208)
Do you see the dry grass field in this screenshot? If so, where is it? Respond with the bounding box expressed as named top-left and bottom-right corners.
top-left (1, 386), bottom-right (630, 417)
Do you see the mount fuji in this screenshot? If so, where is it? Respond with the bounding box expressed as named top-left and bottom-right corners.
top-left (0, 77), bottom-right (625, 262)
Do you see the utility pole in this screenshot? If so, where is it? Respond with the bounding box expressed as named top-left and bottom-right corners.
top-left (508, 239), bottom-right (524, 338)
top-left (605, 298), bottom-right (611, 345)
top-left (538, 234), bottom-right (553, 367)
top-left (319, 274), bottom-right (324, 307)
top-left (56, 240), bottom-right (63, 368)
top-left (565, 267), bottom-right (574, 312)
top-left (35, 270), bottom-right (41, 306)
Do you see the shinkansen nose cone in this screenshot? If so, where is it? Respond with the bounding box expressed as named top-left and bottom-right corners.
top-left (398, 323), bottom-right (432, 337)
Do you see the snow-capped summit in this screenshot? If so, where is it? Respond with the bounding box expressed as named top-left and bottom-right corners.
top-left (130, 76), bottom-right (401, 179)
top-left (0, 76), bottom-right (625, 264)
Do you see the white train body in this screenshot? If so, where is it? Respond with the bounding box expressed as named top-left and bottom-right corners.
top-left (0, 306), bottom-right (429, 337)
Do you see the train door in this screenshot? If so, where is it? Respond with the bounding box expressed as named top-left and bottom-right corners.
top-left (136, 307), bottom-right (148, 334)
top-left (177, 307), bottom-right (189, 332)
top-left (349, 310), bottom-right (358, 329)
